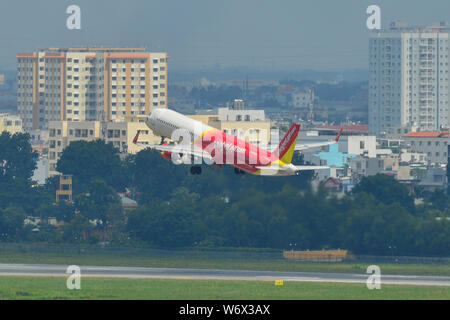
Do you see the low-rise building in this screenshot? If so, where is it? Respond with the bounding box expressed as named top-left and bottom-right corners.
top-left (303, 143), bottom-right (357, 167)
top-left (345, 135), bottom-right (377, 158)
top-left (118, 193), bottom-right (138, 212)
top-left (349, 156), bottom-right (385, 179)
top-left (188, 102), bottom-right (271, 145)
top-left (321, 177), bottom-right (341, 191)
top-left (417, 167), bottom-right (448, 192)
top-left (381, 155), bottom-right (412, 180)
top-left (32, 156), bottom-right (49, 185)
top-left (404, 132), bottom-right (450, 164)
top-left (0, 113), bottom-right (23, 134)
top-left (29, 129), bottom-right (49, 146)
top-left (399, 150), bottom-right (427, 164)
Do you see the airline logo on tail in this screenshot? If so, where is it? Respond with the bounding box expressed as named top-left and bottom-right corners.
top-left (275, 123), bottom-right (300, 164)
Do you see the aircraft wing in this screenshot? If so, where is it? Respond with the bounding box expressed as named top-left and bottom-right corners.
top-left (264, 128), bottom-right (343, 152)
top-left (262, 142), bottom-right (337, 152)
top-left (294, 141), bottom-right (336, 151)
top-left (294, 128), bottom-right (343, 151)
top-left (132, 129), bottom-right (213, 161)
top-left (146, 144), bottom-right (213, 161)
top-left (255, 165), bottom-right (329, 175)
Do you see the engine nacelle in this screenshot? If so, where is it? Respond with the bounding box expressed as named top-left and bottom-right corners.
top-left (160, 150), bottom-right (184, 165)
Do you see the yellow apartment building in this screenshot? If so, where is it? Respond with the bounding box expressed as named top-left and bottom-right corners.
top-left (16, 48), bottom-right (168, 131)
top-left (0, 113), bottom-right (23, 134)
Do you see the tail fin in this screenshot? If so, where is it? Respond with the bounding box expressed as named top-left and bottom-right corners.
top-left (274, 123), bottom-right (300, 164)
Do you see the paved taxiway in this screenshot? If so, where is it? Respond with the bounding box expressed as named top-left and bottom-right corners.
top-left (0, 263), bottom-right (449, 286)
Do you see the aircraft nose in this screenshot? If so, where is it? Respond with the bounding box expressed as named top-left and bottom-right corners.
top-left (149, 108), bottom-right (161, 119)
top-left (148, 109), bottom-right (157, 121)
top-left (147, 108), bottom-right (161, 125)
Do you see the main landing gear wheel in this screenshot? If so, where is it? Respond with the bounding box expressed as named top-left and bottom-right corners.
top-left (234, 168), bottom-right (245, 175)
top-left (190, 165), bottom-right (202, 175)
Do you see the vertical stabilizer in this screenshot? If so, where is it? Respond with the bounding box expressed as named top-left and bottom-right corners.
top-left (274, 123), bottom-right (300, 164)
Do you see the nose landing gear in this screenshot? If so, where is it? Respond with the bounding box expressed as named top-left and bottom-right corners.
top-left (190, 165), bottom-right (202, 175)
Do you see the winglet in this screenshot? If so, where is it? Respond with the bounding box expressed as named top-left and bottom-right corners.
top-left (133, 130), bottom-right (141, 144)
top-left (335, 128), bottom-right (343, 142)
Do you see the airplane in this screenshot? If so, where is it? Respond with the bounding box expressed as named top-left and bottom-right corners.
top-left (133, 108), bottom-right (341, 176)
top-left (294, 128), bottom-right (342, 152)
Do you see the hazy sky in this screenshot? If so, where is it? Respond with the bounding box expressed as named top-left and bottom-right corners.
top-left (1, 0), bottom-right (450, 70)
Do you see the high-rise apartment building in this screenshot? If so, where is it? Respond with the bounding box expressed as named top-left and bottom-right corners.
top-left (17, 48), bottom-right (168, 131)
top-left (369, 22), bottom-right (450, 135)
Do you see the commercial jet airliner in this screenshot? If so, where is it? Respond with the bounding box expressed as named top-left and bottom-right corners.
top-left (133, 108), bottom-right (341, 176)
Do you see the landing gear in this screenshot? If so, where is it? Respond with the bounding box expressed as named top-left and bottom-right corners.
top-left (234, 168), bottom-right (245, 175)
top-left (190, 165), bottom-right (202, 175)
top-left (160, 136), bottom-right (166, 145)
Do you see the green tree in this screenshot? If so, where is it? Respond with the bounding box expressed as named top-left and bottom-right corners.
top-left (0, 132), bottom-right (36, 210)
top-left (352, 174), bottom-right (415, 213)
top-left (425, 189), bottom-right (450, 214)
top-left (73, 179), bottom-right (122, 241)
top-left (338, 193), bottom-right (416, 255)
top-left (126, 148), bottom-right (188, 204)
top-left (56, 140), bottom-right (126, 193)
top-left (0, 206), bottom-right (27, 241)
top-left (127, 188), bottom-right (202, 247)
top-left (61, 214), bottom-right (93, 243)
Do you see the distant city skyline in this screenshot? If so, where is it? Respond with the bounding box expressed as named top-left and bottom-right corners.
top-left (2, 0), bottom-right (450, 70)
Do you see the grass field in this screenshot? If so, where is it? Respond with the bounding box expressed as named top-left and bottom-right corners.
top-left (0, 276), bottom-right (449, 300)
top-left (1, 250), bottom-right (450, 277)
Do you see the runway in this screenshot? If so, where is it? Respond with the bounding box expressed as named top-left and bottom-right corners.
top-left (0, 263), bottom-right (449, 286)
